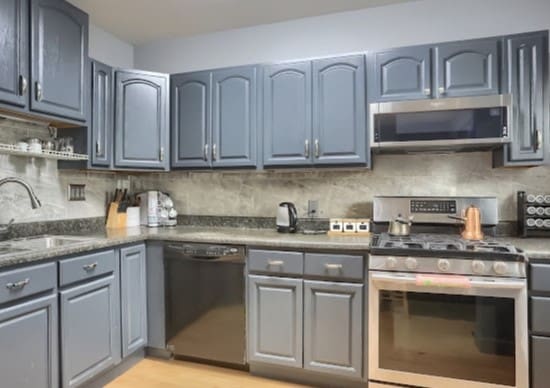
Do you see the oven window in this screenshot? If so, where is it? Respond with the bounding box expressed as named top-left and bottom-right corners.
top-left (379, 291), bottom-right (515, 386)
top-left (374, 107), bottom-right (506, 142)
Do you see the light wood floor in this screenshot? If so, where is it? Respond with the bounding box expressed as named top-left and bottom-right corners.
top-left (106, 358), bottom-right (311, 388)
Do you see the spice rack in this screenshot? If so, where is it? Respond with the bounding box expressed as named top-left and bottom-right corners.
top-left (0, 143), bottom-right (88, 161)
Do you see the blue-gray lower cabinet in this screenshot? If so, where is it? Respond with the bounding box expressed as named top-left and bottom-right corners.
top-left (120, 244), bottom-right (148, 357)
top-left (248, 275), bottom-right (303, 368)
top-left (0, 293), bottom-right (58, 388)
top-left (60, 274), bottom-right (120, 388)
top-left (303, 280), bottom-right (363, 379)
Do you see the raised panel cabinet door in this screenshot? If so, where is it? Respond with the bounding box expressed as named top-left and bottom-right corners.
top-left (312, 55), bottom-right (367, 165)
top-left (211, 66), bottom-right (257, 168)
top-left (371, 46), bottom-right (432, 101)
top-left (120, 244), bottom-right (148, 357)
top-left (304, 280), bottom-right (363, 379)
top-left (0, 294), bottom-right (58, 388)
top-left (60, 275), bottom-right (120, 388)
top-left (0, 0), bottom-right (28, 107)
top-left (504, 33), bottom-right (547, 163)
top-left (114, 70), bottom-right (169, 170)
top-left (171, 71), bottom-right (212, 168)
top-left (434, 39), bottom-right (499, 97)
top-left (263, 61), bottom-right (312, 166)
top-left (248, 275), bottom-right (303, 368)
top-left (91, 60), bottom-right (113, 167)
top-left (532, 336), bottom-right (550, 388)
top-left (30, 0), bottom-right (88, 121)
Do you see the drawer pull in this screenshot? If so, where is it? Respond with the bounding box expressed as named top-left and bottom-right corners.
top-left (267, 260), bottom-right (284, 267)
top-left (83, 262), bottom-right (98, 271)
top-left (6, 278), bottom-right (30, 291)
top-left (325, 263), bottom-right (343, 270)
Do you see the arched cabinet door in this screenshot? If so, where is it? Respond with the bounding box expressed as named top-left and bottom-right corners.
top-left (263, 61), bottom-right (313, 167)
top-left (312, 55), bottom-right (367, 166)
top-left (371, 46), bottom-right (431, 101)
top-left (434, 39), bottom-right (499, 98)
top-left (114, 70), bottom-right (169, 170)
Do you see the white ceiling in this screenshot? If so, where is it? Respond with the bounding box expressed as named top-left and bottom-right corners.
top-left (68, 0), bottom-right (418, 45)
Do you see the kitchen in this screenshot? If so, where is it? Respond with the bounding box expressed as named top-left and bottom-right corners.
top-left (0, 0), bottom-right (549, 387)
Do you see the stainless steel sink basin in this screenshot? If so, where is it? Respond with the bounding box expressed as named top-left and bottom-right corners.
top-left (7, 235), bottom-right (97, 250)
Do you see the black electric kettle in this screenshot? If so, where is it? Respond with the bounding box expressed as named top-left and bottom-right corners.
top-left (276, 202), bottom-right (297, 233)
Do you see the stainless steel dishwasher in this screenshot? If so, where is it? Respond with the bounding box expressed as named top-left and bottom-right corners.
top-left (164, 242), bottom-right (246, 368)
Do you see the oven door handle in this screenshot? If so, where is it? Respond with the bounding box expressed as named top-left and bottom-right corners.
top-left (370, 272), bottom-right (526, 290)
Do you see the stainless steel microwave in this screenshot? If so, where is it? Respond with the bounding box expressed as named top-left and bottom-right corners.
top-left (369, 94), bottom-right (512, 152)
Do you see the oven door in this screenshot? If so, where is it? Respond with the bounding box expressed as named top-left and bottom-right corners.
top-left (368, 271), bottom-right (528, 388)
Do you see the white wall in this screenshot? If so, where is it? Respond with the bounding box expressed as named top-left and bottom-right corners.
top-left (89, 24), bottom-right (134, 68)
top-left (134, 0), bottom-right (550, 73)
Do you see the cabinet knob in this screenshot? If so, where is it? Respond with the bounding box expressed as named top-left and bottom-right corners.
top-left (267, 260), bottom-right (284, 267)
top-left (314, 139), bottom-right (320, 158)
top-left (6, 278), bottom-right (29, 290)
top-left (536, 129), bottom-right (543, 151)
top-left (304, 139), bottom-right (310, 158)
top-left (212, 144), bottom-right (217, 161)
top-left (438, 86), bottom-right (446, 95)
top-left (19, 75), bottom-right (27, 96)
top-left (324, 263), bottom-right (343, 270)
top-left (96, 141), bottom-right (101, 156)
top-left (35, 82), bottom-right (42, 101)
top-left (159, 147), bottom-right (165, 162)
top-left (83, 262), bottom-right (98, 271)
top-left (203, 144), bottom-right (209, 161)
top-left (423, 88), bottom-right (431, 96)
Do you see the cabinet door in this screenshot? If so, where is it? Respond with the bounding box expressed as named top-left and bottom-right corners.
top-left (120, 244), bottom-right (148, 357)
top-left (114, 70), bottom-right (169, 170)
top-left (371, 46), bottom-right (431, 101)
top-left (60, 275), bottom-right (120, 388)
top-left (91, 61), bottom-right (113, 167)
top-left (434, 39), bottom-right (499, 97)
top-left (532, 336), bottom-right (550, 388)
top-left (30, 0), bottom-right (88, 121)
top-left (304, 280), bottom-right (363, 379)
top-left (171, 72), bottom-right (212, 168)
top-left (312, 55), bottom-right (367, 165)
top-left (0, 294), bottom-right (58, 388)
top-left (504, 34), bottom-right (547, 163)
top-left (0, 0), bottom-right (28, 107)
top-left (211, 66), bottom-right (257, 168)
top-left (263, 61), bottom-right (312, 166)
top-left (248, 275), bottom-right (303, 368)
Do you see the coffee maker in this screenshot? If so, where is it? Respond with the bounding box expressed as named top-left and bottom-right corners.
top-left (136, 191), bottom-right (178, 227)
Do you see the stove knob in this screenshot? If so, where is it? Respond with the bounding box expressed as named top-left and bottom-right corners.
top-left (405, 257), bottom-right (418, 270)
top-left (438, 259), bottom-right (451, 272)
top-left (472, 260), bottom-right (486, 274)
top-left (493, 261), bottom-right (509, 275)
top-left (386, 257), bottom-right (398, 269)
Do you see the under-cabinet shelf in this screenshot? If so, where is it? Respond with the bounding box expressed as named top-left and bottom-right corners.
top-left (0, 143), bottom-right (88, 161)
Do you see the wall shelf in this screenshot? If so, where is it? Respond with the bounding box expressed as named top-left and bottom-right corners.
top-left (0, 143), bottom-right (88, 161)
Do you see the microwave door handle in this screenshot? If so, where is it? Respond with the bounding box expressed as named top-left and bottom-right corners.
top-left (370, 272), bottom-right (526, 290)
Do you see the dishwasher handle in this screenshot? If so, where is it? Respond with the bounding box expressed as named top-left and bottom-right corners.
top-left (165, 243), bottom-right (245, 262)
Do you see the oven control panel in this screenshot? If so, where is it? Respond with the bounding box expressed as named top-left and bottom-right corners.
top-left (410, 200), bottom-right (457, 214)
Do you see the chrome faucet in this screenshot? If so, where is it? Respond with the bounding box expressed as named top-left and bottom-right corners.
top-left (0, 177), bottom-right (42, 209)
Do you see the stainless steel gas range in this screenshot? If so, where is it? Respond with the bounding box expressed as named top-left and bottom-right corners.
top-left (368, 197), bottom-right (528, 388)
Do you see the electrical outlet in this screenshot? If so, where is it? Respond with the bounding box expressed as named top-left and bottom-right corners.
top-left (68, 184), bottom-right (86, 201)
top-left (308, 199), bottom-right (319, 218)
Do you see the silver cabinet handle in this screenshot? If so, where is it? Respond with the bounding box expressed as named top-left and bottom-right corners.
top-left (314, 139), bottom-right (320, 158)
top-left (35, 82), bottom-right (42, 101)
top-left (159, 147), bottom-right (165, 162)
top-left (19, 75), bottom-right (27, 96)
top-left (423, 88), bottom-right (431, 96)
top-left (96, 141), bottom-right (101, 155)
top-left (83, 262), bottom-right (98, 271)
top-left (438, 86), bottom-right (446, 95)
top-left (6, 278), bottom-right (30, 290)
top-left (304, 139), bottom-right (310, 158)
top-left (268, 260), bottom-right (284, 266)
top-left (212, 144), bottom-right (217, 161)
top-left (325, 263), bottom-right (343, 270)
top-left (203, 144), bottom-right (209, 161)
top-left (536, 129), bottom-right (543, 151)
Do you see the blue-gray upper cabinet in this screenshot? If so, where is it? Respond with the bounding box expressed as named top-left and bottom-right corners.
top-left (91, 60), bottom-right (113, 167)
top-left (263, 61), bottom-right (313, 167)
top-left (114, 70), bottom-right (169, 170)
top-left (0, 294), bottom-right (58, 388)
top-left (60, 274), bottom-right (120, 388)
top-left (370, 46), bottom-right (432, 101)
top-left (498, 32), bottom-right (548, 165)
top-left (0, 0), bottom-right (28, 107)
top-left (312, 55), bottom-right (367, 165)
top-left (171, 71), bottom-right (212, 168)
top-left (211, 66), bottom-right (258, 168)
top-left (120, 244), bottom-right (148, 358)
top-left (30, 0), bottom-right (88, 121)
top-left (434, 39), bottom-right (499, 97)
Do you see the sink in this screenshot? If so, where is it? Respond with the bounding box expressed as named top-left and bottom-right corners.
top-left (8, 235), bottom-right (97, 250)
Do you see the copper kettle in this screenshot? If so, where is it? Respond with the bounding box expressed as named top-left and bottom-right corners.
top-left (449, 205), bottom-right (484, 240)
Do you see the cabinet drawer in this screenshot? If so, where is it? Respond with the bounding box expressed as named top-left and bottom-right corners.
top-left (530, 264), bottom-right (550, 292)
top-left (531, 297), bottom-right (550, 334)
top-left (0, 262), bottom-right (56, 305)
top-left (248, 249), bottom-right (303, 275)
top-left (532, 336), bottom-right (550, 388)
top-left (59, 250), bottom-right (116, 287)
top-left (304, 253), bottom-right (364, 281)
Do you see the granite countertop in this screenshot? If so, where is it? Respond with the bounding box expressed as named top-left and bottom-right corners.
top-left (0, 226), bottom-right (548, 269)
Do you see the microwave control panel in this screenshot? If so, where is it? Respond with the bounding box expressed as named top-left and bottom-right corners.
top-left (410, 200), bottom-right (457, 214)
